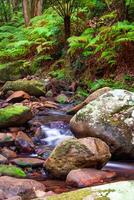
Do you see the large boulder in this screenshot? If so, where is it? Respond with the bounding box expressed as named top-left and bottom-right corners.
top-left (0, 105), bottom-right (32, 128)
top-left (70, 89), bottom-right (134, 159)
top-left (0, 176), bottom-right (45, 200)
top-left (2, 79), bottom-right (46, 96)
top-left (45, 137), bottom-right (111, 178)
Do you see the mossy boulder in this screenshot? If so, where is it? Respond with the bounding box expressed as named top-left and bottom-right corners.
top-left (0, 165), bottom-right (26, 178)
top-left (2, 79), bottom-right (46, 96)
top-left (44, 181), bottom-right (134, 200)
top-left (0, 60), bottom-right (37, 82)
top-left (0, 105), bottom-right (32, 128)
top-left (70, 89), bottom-right (134, 159)
top-left (45, 137), bottom-right (111, 178)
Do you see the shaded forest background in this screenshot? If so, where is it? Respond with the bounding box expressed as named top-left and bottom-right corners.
top-left (0, 0), bottom-right (134, 94)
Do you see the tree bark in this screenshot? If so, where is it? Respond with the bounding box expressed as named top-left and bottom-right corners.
top-left (64, 15), bottom-right (71, 40)
top-left (11, 0), bottom-right (19, 12)
top-left (31, 0), bottom-right (43, 18)
top-left (22, 0), bottom-right (31, 26)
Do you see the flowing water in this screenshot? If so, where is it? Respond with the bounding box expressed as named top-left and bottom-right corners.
top-left (28, 106), bottom-right (134, 191)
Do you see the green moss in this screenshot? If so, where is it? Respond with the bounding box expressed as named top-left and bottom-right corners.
top-left (0, 105), bottom-right (29, 123)
top-left (2, 79), bottom-right (46, 96)
top-left (0, 165), bottom-right (26, 178)
top-left (47, 188), bottom-right (91, 200)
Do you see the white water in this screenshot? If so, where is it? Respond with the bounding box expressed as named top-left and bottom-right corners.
top-left (40, 125), bottom-right (74, 147)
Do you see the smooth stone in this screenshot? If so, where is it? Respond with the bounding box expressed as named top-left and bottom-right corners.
top-left (2, 79), bottom-right (46, 96)
top-left (0, 154), bottom-right (8, 164)
top-left (0, 105), bottom-right (32, 128)
top-left (70, 89), bottom-right (134, 159)
top-left (0, 133), bottom-right (15, 145)
top-left (1, 147), bottom-right (17, 159)
top-left (66, 168), bottom-right (116, 187)
top-left (15, 131), bottom-right (34, 153)
top-left (0, 176), bottom-right (46, 199)
top-left (6, 91), bottom-right (30, 103)
top-left (11, 157), bottom-right (44, 167)
top-left (39, 181), bottom-right (134, 200)
top-left (45, 137), bottom-right (111, 178)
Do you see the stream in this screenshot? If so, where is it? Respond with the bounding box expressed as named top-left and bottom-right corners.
top-left (27, 106), bottom-right (134, 193)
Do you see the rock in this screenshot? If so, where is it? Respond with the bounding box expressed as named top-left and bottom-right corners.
top-left (1, 147), bottom-right (17, 159)
top-left (7, 196), bottom-right (22, 200)
top-left (15, 131), bottom-right (34, 153)
top-left (0, 105), bottom-right (32, 128)
top-left (0, 176), bottom-right (46, 199)
top-left (55, 94), bottom-right (69, 104)
top-left (0, 133), bottom-right (15, 145)
top-left (45, 137), bottom-right (111, 178)
top-left (70, 89), bottom-right (134, 159)
top-left (0, 165), bottom-right (26, 178)
top-left (0, 60), bottom-right (37, 83)
top-left (11, 157), bottom-right (44, 167)
top-left (6, 91), bottom-right (30, 103)
top-left (42, 181), bottom-right (134, 200)
top-left (67, 87), bottom-right (111, 114)
top-left (0, 154), bottom-right (8, 164)
top-left (2, 79), bottom-right (46, 96)
top-left (0, 189), bottom-right (6, 199)
top-left (66, 168), bottom-right (116, 187)
top-left (46, 90), bottom-right (53, 97)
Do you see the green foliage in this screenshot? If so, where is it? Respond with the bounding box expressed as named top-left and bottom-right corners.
top-left (49, 69), bottom-right (65, 80)
top-left (0, 8), bottom-right (62, 62)
top-left (68, 20), bottom-right (134, 66)
top-left (88, 78), bottom-right (134, 91)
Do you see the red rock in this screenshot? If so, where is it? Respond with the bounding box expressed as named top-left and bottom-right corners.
top-left (0, 176), bottom-right (46, 199)
top-left (1, 147), bottom-right (17, 159)
top-left (15, 131), bottom-right (34, 153)
top-left (66, 168), bottom-right (116, 187)
top-left (11, 157), bottom-right (44, 167)
top-left (6, 91), bottom-right (30, 103)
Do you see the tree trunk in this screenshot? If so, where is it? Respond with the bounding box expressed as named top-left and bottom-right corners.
top-left (31, 0), bottom-right (43, 18)
top-left (22, 0), bottom-right (31, 26)
top-left (11, 0), bottom-right (19, 12)
top-left (64, 15), bottom-right (71, 40)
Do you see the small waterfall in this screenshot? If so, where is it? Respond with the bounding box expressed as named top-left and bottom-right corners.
top-left (40, 121), bottom-right (74, 147)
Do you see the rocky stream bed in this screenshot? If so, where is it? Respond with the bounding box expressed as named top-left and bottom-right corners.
top-left (0, 78), bottom-right (134, 200)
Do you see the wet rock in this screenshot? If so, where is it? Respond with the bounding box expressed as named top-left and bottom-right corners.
top-left (0, 154), bottom-right (8, 164)
top-left (7, 196), bottom-right (22, 200)
top-left (6, 91), bottom-right (30, 103)
top-left (66, 168), bottom-right (116, 187)
top-left (0, 176), bottom-right (46, 199)
top-left (11, 157), bottom-right (44, 167)
top-left (45, 137), bottom-right (111, 178)
top-left (15, 131), bottom-right (34, 153)
top-left (0, 105), bottom-right (32, 128)
top-left (70, 89), bottom-right (134, 159)
top-left (0, 133), bottom-right (15, 145)
top-left (55, 94), bottom-right (69, 104)
top-left (1, 147), bottom-right (17, 159)
top-left (2, 79), bottom-right (46, 96)
top-left (40, 181), bottom-right (134, 200)
top-left (68, 87), bottom-right (111, 114)
top-left (0, 165), bottom-right (26, 177)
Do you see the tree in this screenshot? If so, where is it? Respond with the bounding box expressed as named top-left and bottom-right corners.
top-left (49, 0), bottom-right (82, 40)
top-left (31, 0), bottom-right (43, 17)
top-left (22, 0), bottom-right (31, 26)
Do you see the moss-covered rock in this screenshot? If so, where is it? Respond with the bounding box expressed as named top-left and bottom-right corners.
top-left (0, 105), bottom-right (32, 128)
top-left (0, 165), bottom-right (26, 178)
top-left (33, 181), bottom-right (134, 200)
top-left (70, 89), bottom-right (134, 159)
top-left (0, 60), bottom-right (37, 82)
top-left (2, 79), bottom-right (46, 96)
top-left (45, 137), bottom-right (111, 178)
